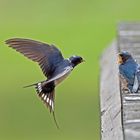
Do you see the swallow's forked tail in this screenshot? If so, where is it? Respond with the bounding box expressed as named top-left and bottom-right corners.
top-left (23, 81), bottom-right (44, 88)
top-left (23, 81), bottom-right (59, 129)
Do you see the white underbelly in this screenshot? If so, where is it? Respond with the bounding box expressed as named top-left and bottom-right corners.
top-left (55, 71), bottom-right (71, 85)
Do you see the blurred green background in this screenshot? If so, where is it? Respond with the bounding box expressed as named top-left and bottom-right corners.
top-left (0, 0), bottom-right (139, 140)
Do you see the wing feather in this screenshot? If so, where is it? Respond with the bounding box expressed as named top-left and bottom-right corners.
top-left (6, 38), bottom-right (64, 77)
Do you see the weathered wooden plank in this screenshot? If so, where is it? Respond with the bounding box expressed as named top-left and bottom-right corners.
top-left (100, 22), bottom-right (140, 140)
top-left (118, 22), bottom-right (140, 140)
top-left (100, 41), bottom-right (124, 140)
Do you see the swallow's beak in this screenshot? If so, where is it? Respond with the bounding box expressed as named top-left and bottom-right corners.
top-left (117, 54), bottom-right (123, 64)
top-left (82, 59), bottom-right (85, 63)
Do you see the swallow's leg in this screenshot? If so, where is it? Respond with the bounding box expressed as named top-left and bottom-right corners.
top-left (122, 88), bottom-right (131, 94)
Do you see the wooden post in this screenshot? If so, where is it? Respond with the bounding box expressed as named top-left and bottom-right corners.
top-left (100, 23), bottom-right (140, 140)
top-left (119, 23), bottom-right (140, 140)
top-left (100, 41), bottom-right (124, 140)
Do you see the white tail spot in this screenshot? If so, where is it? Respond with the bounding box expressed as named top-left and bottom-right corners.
top-left (38, 83), bottom-right (41, 86)
top-left (38, 83), bottom-right (42, 92)
top-left (44, 95), bottom-right (47, 100)
top-left (47, 98), bottom-right (49, 103)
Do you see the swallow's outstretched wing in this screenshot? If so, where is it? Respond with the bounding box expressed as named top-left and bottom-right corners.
top-left (5, 38), bottom-right (64, 77)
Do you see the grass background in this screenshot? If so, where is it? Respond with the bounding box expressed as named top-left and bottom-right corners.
top-left (0, 0), bottom-right (139, 140)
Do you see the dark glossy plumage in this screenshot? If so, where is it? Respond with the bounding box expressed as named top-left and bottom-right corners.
top-left (69, 56), bottom-right (84, 67)
top-left (6, 38), bottom-right (84, 128)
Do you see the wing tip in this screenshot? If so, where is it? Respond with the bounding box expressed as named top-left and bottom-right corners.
top-left (5, 38), bottom-right (24, 44)
top-left (5, 39), bottom-right (10, 44)
top-left (5, 38), bottom-right (46, 45)
top-left (5, 38), bottom-right (20, 45)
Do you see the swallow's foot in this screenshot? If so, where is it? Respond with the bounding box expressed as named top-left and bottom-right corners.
top-left (122, 88), bottom-right (131, 94)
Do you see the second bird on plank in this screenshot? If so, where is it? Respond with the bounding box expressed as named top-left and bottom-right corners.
top-left (118, 51), bottom-right (140, 93)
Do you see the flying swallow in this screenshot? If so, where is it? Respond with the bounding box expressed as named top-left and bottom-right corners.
top-left (5, 38), bottom-right (84, 128)
top-left (118, 51), bottom-right (140, 93)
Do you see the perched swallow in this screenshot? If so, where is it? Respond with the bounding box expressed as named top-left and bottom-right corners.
top-left (5, 38), bottom-right (84, 128)
top-left (118, 51), bottom-right (140, 93)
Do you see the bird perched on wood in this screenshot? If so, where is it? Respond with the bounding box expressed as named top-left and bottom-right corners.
top-left (5, 38), bottom-right (84, 128)
top-left (118, 51), bottom-right (140, 93)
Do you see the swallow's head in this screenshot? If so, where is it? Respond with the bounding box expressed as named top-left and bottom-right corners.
top-left (69, 55), bottom-right (84, 67)
top-left (118, 51), bottom-right (132, 64)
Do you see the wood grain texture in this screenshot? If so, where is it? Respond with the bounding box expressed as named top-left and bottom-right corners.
top-left (100, 41), bottom-right (124, 140)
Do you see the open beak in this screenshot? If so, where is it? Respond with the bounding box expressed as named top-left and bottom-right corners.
top-left (117, 54), bottom-right (123, 64)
